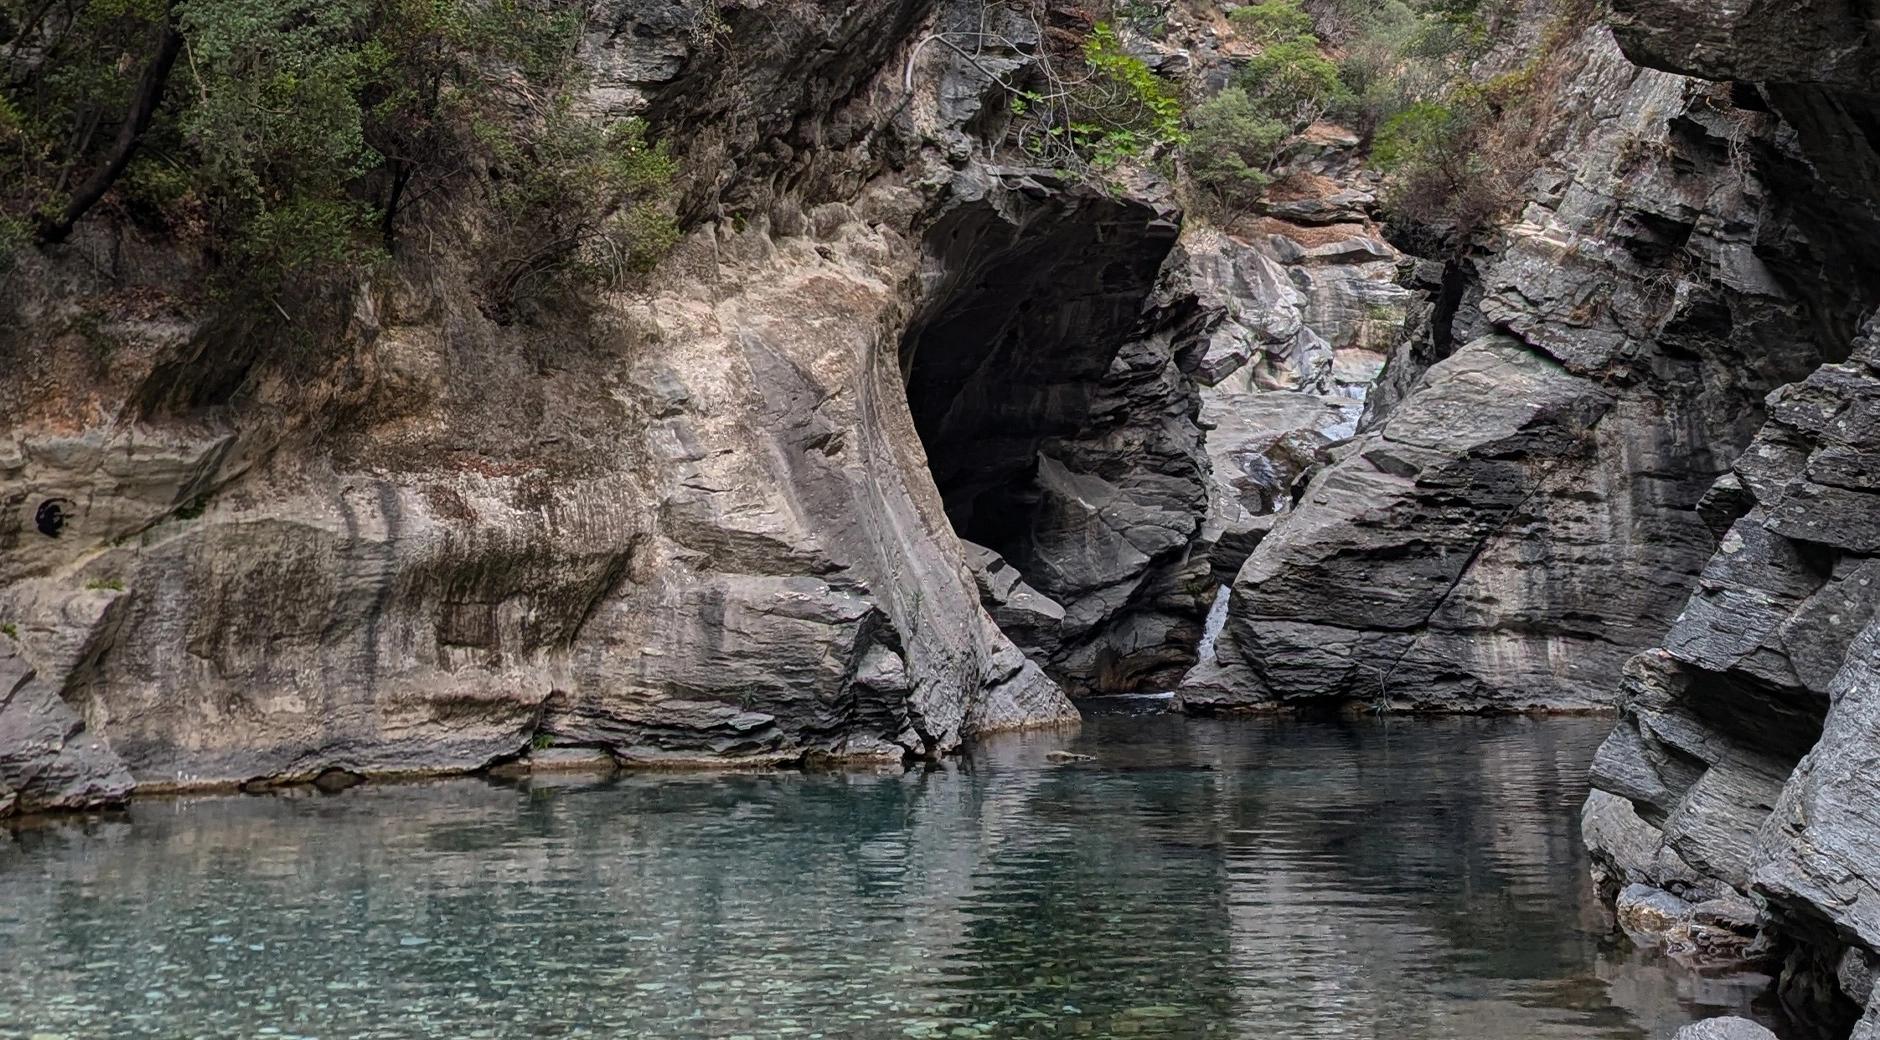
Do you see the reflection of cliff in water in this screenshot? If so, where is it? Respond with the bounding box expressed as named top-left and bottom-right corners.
top-left (0, 718), bottom-right (1777, 1039)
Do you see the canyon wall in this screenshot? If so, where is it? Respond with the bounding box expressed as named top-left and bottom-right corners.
top-left (1578, 1), bottom-right (1880, 1036)
top-left (1, 0), bottom-right (1248, 813)
top-left (1189, 11), bottom-right (1853, 712)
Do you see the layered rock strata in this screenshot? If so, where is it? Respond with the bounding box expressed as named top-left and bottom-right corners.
top-left (0, 0), bottom-right (1252, 811)
top-left (1578, 1), bottom-right (1880, 1036)
top-left (1192, 24), bottom-right (1836, 712)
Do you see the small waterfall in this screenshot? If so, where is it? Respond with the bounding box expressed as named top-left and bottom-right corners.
top-left (1194, 585), bottom-right (1232, 664)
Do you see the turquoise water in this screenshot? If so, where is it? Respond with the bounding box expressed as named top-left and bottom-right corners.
top-left (0, 714), bottom-right (1776, 1039)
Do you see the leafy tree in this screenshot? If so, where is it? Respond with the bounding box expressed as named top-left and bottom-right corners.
top-left (1228, 0), bottom-right (1314, 44)
top-left (1185, 87), bottom-right (1287, 215)
top-left (0, 0), bottom-right (681, 320)
top-left (1325, 0), bottom-right (1493, 133)
top-left (1370, 97), bottom-right (1504, 241)
top-left (483, 111), bottom-right (677, 322)
top-left (1368, 100), bottom-right (1460, 171)
top-left (1235, 36), bottom-right (1349, 128)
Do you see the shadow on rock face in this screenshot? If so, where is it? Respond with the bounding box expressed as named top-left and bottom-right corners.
top-left (899, 171), bottom-right (1211, 694)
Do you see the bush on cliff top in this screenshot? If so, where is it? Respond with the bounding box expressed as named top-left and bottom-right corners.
top-left (1184, 88), bottom-right (1288, 217)
top-left (1235, 36), bottom-right (1350, 129)
top-left (1064, 22), bottom-right (1185, 166)
top-left (1367, 0), bottom-right (1604, 246)
top-left (0, 0), bottom-right (680, 322)
top-left (1229, 0), bottom-right (1315, 45)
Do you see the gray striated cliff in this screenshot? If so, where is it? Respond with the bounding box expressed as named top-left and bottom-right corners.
top-left (1577, 1), bottom-right (1880, 1036)
top-left (1190, 12), bottom-right (1860, 715)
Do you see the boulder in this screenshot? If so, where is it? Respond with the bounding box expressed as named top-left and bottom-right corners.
top-left (1673, 1019), bottom-right (1778, 1040)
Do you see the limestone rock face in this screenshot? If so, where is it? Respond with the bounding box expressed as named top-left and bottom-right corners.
top-left (1196, 27), bottom-right (1834, 712)
top-left (0, 643), bottom-right (134, 815)
top-left (1589, 327), bottom-right (1880, 1033)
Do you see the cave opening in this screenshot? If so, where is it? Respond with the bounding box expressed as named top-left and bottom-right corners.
top-left (897, 178), bottom-right (1186, 685)
top-left (900, 189), bottom-right (1173, 572)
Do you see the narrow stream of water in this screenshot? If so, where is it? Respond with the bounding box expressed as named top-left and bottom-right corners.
top-left (0, 715), bottom-right (1779, 1039)
top-left (1194, 586), bottom-right (1233, 666)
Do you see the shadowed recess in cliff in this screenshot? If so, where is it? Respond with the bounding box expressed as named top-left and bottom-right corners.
top-left (901, 180), bottom-right (1170, 555)
top-left (897, 172), bottom-right (1209, 692)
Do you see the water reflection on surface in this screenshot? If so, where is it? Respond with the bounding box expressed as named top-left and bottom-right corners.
top-left (0, 715), bottom-right (1778, 1039)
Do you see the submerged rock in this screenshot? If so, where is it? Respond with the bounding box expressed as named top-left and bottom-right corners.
top-left (1674, 1019), bottom-right (1778, 1040)
top-left (1616, 883), bottom-right (1765, 967)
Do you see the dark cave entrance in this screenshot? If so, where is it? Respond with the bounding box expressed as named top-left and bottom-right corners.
top-left (899, 182), bottom-right (1176, 573)
top-left (897, 176), bottom-right (1187, 687)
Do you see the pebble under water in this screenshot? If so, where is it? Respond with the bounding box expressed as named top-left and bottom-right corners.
top-left (0, 714), bottom-right (1780, 1039)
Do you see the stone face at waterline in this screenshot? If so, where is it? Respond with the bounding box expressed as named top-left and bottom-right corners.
top-left (5, 1), bottom-right (1128, 806)
top-left (0, 0), bottom-right (1424, 803)
top-left (1579, 1), bottom-right (1880, 1036)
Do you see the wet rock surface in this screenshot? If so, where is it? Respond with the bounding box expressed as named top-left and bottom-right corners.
top-left (1676, 1019), bottom-right (1780, 1040)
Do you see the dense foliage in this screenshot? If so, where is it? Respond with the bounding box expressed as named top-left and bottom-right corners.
top-left (1056, 21), bottom-right (1185, 167)
top-left (1361, 0), bottom-right (1603, 243)
top-left (1181, 0), bottom-right (1515, 225)
top-left (1184, 88), bottom-right (1286, 214)
top-left (0, 0), bottom-right (678, 321)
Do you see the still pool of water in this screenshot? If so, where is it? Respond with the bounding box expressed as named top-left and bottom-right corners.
top-left (0, 714), bottom-right (1778, 1039)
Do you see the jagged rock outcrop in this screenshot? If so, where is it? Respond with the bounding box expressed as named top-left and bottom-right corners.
top-left (1590, 321), bottom-right (1880, 1036)
top-left (1191, 24), bottom-right (1836, 712)
top-left (1578, 1), bottom-right (1880, 1035)
top-left (919, 14), bottom-right (1416, 697)
top-left (1137, 139), bottom-right (1415, 698)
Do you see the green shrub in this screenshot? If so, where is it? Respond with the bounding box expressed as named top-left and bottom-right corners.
top-left (1370, 101), bottom-right (1459, 170)
top-left (1062, 22), bottom-right (1184, 166)
top-left (1235, 37), bottom-right (1349, 128)
top-left (1315, 0), bottom-right (1495, 134)
top-left (1363, 0), bottom-right (1598, 243)
top-left (232, 197), bottom-right (381, 295)
top-left (0, 0), bottom-right (680, 320)
top-left (1229, 0), bottom-right (1314, 44)
top-left (482, 114), bottom-right (679, 322)
top-left (1185, 88), bottom-right (1288, 214)
top-left (1371, 98), bottom-right (1507, 240)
